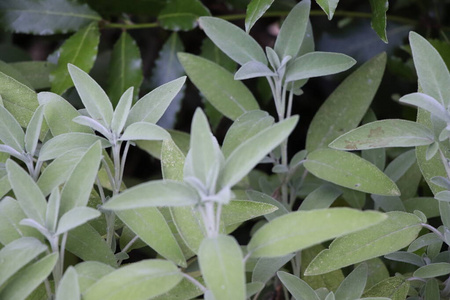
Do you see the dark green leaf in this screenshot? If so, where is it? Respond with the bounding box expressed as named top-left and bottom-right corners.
top-left (158, 0), bottom-right (210, 31)
top-left (369, 0), bottom-right (389, 43)
top-left (316, 0), bottom-right (339, 20)
top-left (245, 0), bottom-right (274, 33)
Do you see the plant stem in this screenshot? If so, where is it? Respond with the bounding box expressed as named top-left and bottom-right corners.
top-left (421, 223), bottom-right (445, 241)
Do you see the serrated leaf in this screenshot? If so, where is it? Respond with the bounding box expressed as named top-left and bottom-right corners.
top-left (199, 17), bottom-right (267, 65)
top-left (278, 271), bottom-right (320, 300)
top-left (25, 105), bottom-right (44, 156)
top-left (0, 0), bottom-right (100, 35)
top-left (316, 0), bottom-right (339, 20)
top-left (245, 0), bottom-right (274, 33)
top-left (248, 208), bottom-right (386, 257)
top-left (83, 260), bottom-right (182, 300)
top-left (55, 267), bottom-right (80, 300)
top-left (158, 0), bottom-right (210, 31)
top-left (305, 212), bottom-right (422, 275)
top-left (285, 52), bottom-right (355, 82)
top-left (51, 22), bottom-right (99, 95)
top-left (329, 119), bottom-right (434, 150)
top-left (120, 122), bottom-right (170, 141)
top-left (68, 64), bottom-right (113, 127)
top-left (0, 105), bottom-right (24, 152)
top-left (198, 235), bottom-right (245, 300)
top-left (306, 53), bottom-right (386, 152)
top-left (179, 53), bottom-right (259, 120)
top-left (56, 207), bottom-right (100, 235)
top-left (107, 32), bottom-right (143, 106)
top-left (369, 0), bottom-right (388, 43)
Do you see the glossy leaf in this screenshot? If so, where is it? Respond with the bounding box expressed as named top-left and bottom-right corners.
top-left (51, 22), bottom-right (100, 95)
top-left (83, 259), bottom-right (182, 300)
top-left (306, 53), bottom-right (386, 152)
top-left (334, 263), bottom-right (367, 300)
top-left (111, 87), bottom-right (133, 135)
top-left (25, 105), bottom-right (44, 156)
top-left (6, 159), bottom-right (47, 225)
top-left (56, 207), bottom-right (100, 235)
top-left (0, 237), bottom-right (47, 287)
top-left (116, 208), bottom-right (186, 267)
top-left (68, 64), bottom-right (113, 127)
top-left (285, 52), bottom-right (355, 82)
top-left (0, 252), bottom-right (57, 300)
top-left (158, 0), bottom-right (210, 31)
top-left (362, 277), bottom-right (409, 299)
top-left (55, 267), bottom-right (80, 300)
top-left (413, 262), bottom-right (450, 278)
top-left (198, 17), bottom-right (267, 65)
top-left (103, 180), bottom-right (199, 210)
top-left (107, 32), bottom-right (143, 106)
top-left (0, 0), bottom-right (100, 35)
top-left (329, 119), bottom-right (434, 150)
top-left (74, 261), bottom-right (115, 293)
top-left (305, 212), bottom-right (422, 275)
top-left (221, 116), bottom-right (298, 188)
top-left (304, 148), bottom-right (400, 196)
top-left (198, 235), bottom-right (245, 300)
top-left (0, 105), bottom-right (24, 152)
top-left (126, 76), bottom-right (186, 126)
top-left (274, 0), bottom-right (310, 59)
top-left (179, 53), bottom-right (259, 120)
top-left (245, 0), bottom-right (274, 33)
top-left (277, 271), bottom-right (320, 300)
top-left (316, 0), bottom-right (339, 20)
top-left (369, 0), bottom-right (388, 43)
top-left (0, 70), bottom-right (38, 127)
top-left (248, 208), bottom-right (385, 257)
top-left (252, 253), bottom-right (295, 284)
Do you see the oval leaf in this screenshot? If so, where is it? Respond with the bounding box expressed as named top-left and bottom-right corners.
top-left (413, 263), bottom-right (450, 279)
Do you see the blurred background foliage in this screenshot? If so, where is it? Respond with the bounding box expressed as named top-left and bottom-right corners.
top-left (0, 0), bottom-right (449, 182)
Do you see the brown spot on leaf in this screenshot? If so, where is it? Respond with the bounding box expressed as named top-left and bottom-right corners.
top-left (345, 140), bottom-right (358, 150)
top-left (368, 127), bottom-right (384, 138)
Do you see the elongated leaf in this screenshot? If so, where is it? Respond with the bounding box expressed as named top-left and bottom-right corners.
top-left (39, 132), bottom-right (108, 161)
top-left (384, 251), bottom-right (424, 267)
top-left (278, 271), bottom-right (320, 300)
top-left (179, 53), bottom-right (259, 120)
top-left (248, 208), bottom-right (385, 257)
top-left (171, 206), bottom-right (206, 253)
top-left (221, 200), bottom-right (277, 226)
top-left (0, 252), bottom-right (57, 300)
top-left (56, 207), bottom-right (100, 235)
top-left (116, 208), bottom-right (186, 267)
top-left (362, 277), bottom-right (409, 299)
top-left (299, 184), bottom-right (342, 211)
top-left (246, 190), bottom-right (289, 221)
top-left (285, 52), bottom-right (355, 82)
top-left (103, 180), bottom-right (199, 210)
top-left (9, 61), bottom-right (54, 90)
top-left (111, 87), bottom-right (133, 135)
top-left (6, 159), bottom-right (47, 225)
top-left (72, 115), bottom-right (111, 139)
top-left (316, 0), bottom-right (339, 20)
top-left (25, 105), bottom-right (44, 156)
top-left (198, 235), bottom-right (245, 300)
top-left (0, 237), bottom-right (47, 287)
top-left (413, 263), bottom-right (450, 278)
top-left (305, 212), bottom-right (422, 275)
top-left (0, 0), bottom-right (100, 35)
top-left (83, 259), bottom-right (182, 300)
top-left (56, 267), bottom-right (80, 300)
top-left (158, 0), bottom-right (210, 31)
top-left (0, 60), bottom-right (33, 88)
top-left (252, 253), bottom-right (295, 284)
top-left (424, 279), bottom-right (440, 300)
top-left (221, 116), bottom-right (298, 188)
top-left (120, 122), bottom-right (170, 141)
top-left (274, 0), bottom-right (310, 59)
top-left (38, 92), bottom-right (91, 136)
top-left (59, 141), bottom-right (102, 215)
top-left (306, 53), bottom-right (386, 152)
top-left (304, 148), bottom-right (400, 196)
top-left (75, 261), bottom-right (115, 293)
top-left (51, 23), bottom-right (99, 95)
top-left (369, 0), bottom-right (388, 43)
top-left (126, 76), bottom-right (186, 126)
top-left (0, 105), bottom-right (24, 152)
top-left (334, 263), bottom-right (367, 300)
top-left (245, 0), bottom-right (274, 33)
top-left (161, 139), bottom-right (185, 181)
top-left (152, 277), bottom-right (204, 300)
top-left (235, 61), bottom-right (276, 80)
top-left (400, 92), bottom-right (449, 122)
top-left (410, 32), bottom-right (450, 108)
top-left (198, 17), bottom-right (267, 65)
top-left (329, 120), bottom-right (434, 150)
top-left (68, 64), bottom-right (113, 127)
top-left (107, 32), bottom-right (143, 106)
top-left (0, 70), bottom-right (38, 127)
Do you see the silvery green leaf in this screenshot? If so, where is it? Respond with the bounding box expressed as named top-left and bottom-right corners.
top-left (246, 190), bottom-right (288, 221)
top-left (72, 116), bottom-right (111, 140)
top-left (221, 200), bottom-right (278, 226)
top-left (277, 271), bottom-right (320, 300)
top-left (408, 233), bottom-right (442, 252)
top-left (413, 263), bottom-right (450, 278)
top-left (285, 52), bottom-right (356, 83)
top-left (384, 251), bottom-right (424, 267)
top-left (111, 87), bottom-right (133, 135)
top-left (199, 17), bottom-right (267, 65)
top-left (426, 141), bottom-right (439, 160)
top-left (45, 187), bottom-right (60, 233)
top-left (384, 149), bottom-right (416, 182)
top-left (55, 267), bottom-right (80, 300)
top-left (435, 190), bottom-right (450, 202)
top-left (362, 276), bottom-right (409, 299)
top-left (274, 0), bottom-right (311, 59)
top-left (400, 92), bottom-right (449, 122)
top-left (424, 279), bottom-right (440, 300)
top-left (56, 207), bottom-right (101, 235)
top-left (299, 184), bottom-right (342, 211)
top-left (245, 0), bottom-right (274, 33)
top-left (0, 144), bottom-right (26, 161)
top-left (234, 61), bottom-right (276, 80)
top-left (252, 254), bottom-right (295, 284)
top-left (68, 64), bottom-right (113, 127)
top-left (74, 261), bottom-right (115, 293)
top-left (431, 176), bottom-right (450, 190)
top-left (0, 105), bottom-right (24, 152)
top-left (120, 122), bottom-right (170, 141)
top-left (266, 47), bottom-right (280, 70)
top-left (334, 263), bottom-right (367, 300)
top-left (25, 105), bottom-right (44, 156)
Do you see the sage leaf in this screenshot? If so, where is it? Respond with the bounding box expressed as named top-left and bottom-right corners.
top-left (120, 122), bottom-right (170, 141)
top-left (252, 254), bottom-right (295, 284)
top-left (178, 53), bottom-right (259, 120)
top-left (158, 0), bottom-right (210, 31)
top-left (161, 139), bottom-right (185, 181)
top-left (9, 61), bottom-right (54, 90)
top-left (334, 263), bottom-right (367, 300)
top-left (74, 261), bottom-right (114, 293)
top-left (400, 92), bottom-right (449, 122)
top-left (56, 207), bottom-right (101, 235)
top-left (362, 276), bottom-right (409, 299)
top-left (45, 188), bottom-right (61, 233)
top-left (221, 200), bottom-right (278, 226)
top-left (50, 22), bottom-right (99, 95)
top-left (234, 61), bottom-right (276, 80)
top-left (246, 190), bottom-right (289, 221)
top-left (199, 17), bottom-right (267, 65)
top-left (25, 105), bottom-right (44, 156)
top-left (305, 212), bottom-right (422, 275)
top-left (299, 184), bottom-right (342, 211)
top-left (0, 105), bottom-right (24, 152)
top-left (384, 251), bottom-right (424, 267)
top-left (248, 208), bottom-right (385, 257)
top-left (369, 0), bottom-right (389, 43)
top-left (245, 0), bottom-right (274, 33)
top-left (72, 116), bottom-right (111, 139)
top-left (413, 263), bottom-right (450, 278)
top-left (316, 0), bottom-right (339, 20)
top-left (329, 120), bottom-right (434, 150)
top-left (111, 87), bottom-right (133, 135)
top-left (171, 206), bottom-right (206, 253)
top-left (198, 235), bottom-right (246, 300)
top-left (277, 271), bottom-right (320, 300)
top-left (55, 267), bottom-right (80, 300)
top-left (83, 260), bottom-right (182, 300)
